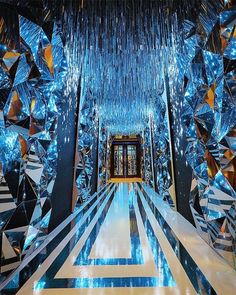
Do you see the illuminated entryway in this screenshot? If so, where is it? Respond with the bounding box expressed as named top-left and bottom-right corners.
top-left (110, 136), bottom-right (141, 179)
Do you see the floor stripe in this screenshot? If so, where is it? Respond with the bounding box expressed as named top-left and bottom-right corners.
top-left (16, 184), bottom-right (117, 295)
top-left (75, 184), bottom-right (144, 266)
top-left (140, 183), bottom-right (236, 294)
top-left (89, 183), bottom-right (132, 259)
top-left (42, 185), bottom-right (118, 280)
top-left (137, 183), bottom-right (216, 294)
top-left (1, 184), bottom-right (112, 291)
top-left (55, 183), bottom-right (159, 281)
top-left (136, 184), bottom-right (196, 294)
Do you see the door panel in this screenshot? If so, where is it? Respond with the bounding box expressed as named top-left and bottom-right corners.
top-left (114, 145), bottom-right (124, 176)
top-left (127, 145), bottom-right (137, 176)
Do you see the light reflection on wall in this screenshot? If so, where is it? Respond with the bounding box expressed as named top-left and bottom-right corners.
top-left (0, 10), bottom-right (67, 277)
top-left (176, 1), bottom-right (236, 268)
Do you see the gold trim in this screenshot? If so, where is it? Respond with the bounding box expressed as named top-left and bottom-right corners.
top-left (109, 178), bottom-right (143, 183)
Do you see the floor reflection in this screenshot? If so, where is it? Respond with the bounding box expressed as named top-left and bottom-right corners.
top-left (11, 183), bottom-right (230, 295)
top-left (35, 183), bottom-right (175, 289)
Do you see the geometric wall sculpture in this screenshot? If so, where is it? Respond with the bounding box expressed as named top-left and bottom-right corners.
top-left (178, 1), bottom-right (236, 268)
top-left (142, 122), bottom-right (153, 186)
top-left (76, 90), bottom-right (98, 203)
top-left (152, 98), bottom-right (175, 208)
top-left (0, 11), bottom-right (66, 277)
top-left (97, 123), bottom-right (108, 188)
top-left (105, 135), bottom-right (112, 181)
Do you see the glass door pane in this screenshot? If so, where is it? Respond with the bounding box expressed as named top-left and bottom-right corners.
top-left (114, 145), bottom-right (123, 176)
top-left (127, 145), bottom-right (137, 176)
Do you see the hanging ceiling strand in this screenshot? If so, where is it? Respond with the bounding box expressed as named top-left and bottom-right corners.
top-left (59, 0), bottom-right (200, 134)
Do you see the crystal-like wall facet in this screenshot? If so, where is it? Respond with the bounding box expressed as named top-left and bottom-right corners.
top-left (0, 7), bottom-right (66, 277)
top-left (178, 0), bottom-right (236, 268)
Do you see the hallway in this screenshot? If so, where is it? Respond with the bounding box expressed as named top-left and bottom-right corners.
top-left (12, 183), bottom-right (236, 295)
top-left (0, 1), bottom-right (236, 294)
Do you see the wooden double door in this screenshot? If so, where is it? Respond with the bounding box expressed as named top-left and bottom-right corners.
top-left (111, 141), bottom-right (141, 178)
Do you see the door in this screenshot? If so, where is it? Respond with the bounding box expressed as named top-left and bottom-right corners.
top-left (111, 142), bottom-right (140, 178)
top-left (127, 144), bottom-right (137, 176)
top-left (113, 145), bottom-right (124, 177)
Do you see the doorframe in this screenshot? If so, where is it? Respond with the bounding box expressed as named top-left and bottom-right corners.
top-left (110, 137), bottom-right (141, 178)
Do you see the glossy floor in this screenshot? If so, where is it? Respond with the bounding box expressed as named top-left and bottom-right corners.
top-left (6, 183), bottom-right (236, 294)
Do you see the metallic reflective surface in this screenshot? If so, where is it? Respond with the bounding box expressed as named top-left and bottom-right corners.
top-left (178, 1), bottom-right (236, 267)
top-left (0, 8), bottom-right (67, 278)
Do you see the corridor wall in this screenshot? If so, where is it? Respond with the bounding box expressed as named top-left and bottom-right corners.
top-left (152, 97), bottom-right (175, 208)
top-left (97, 123), bottom-right (109, 188)
top-left (0, 4), bottom-right (67, 278)
top-left (75, 90), bottom-right (98, 204)
top-left (143, 123), bottom-right (153, 186)
top-left (177, 0), bottom-right (236, 267)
